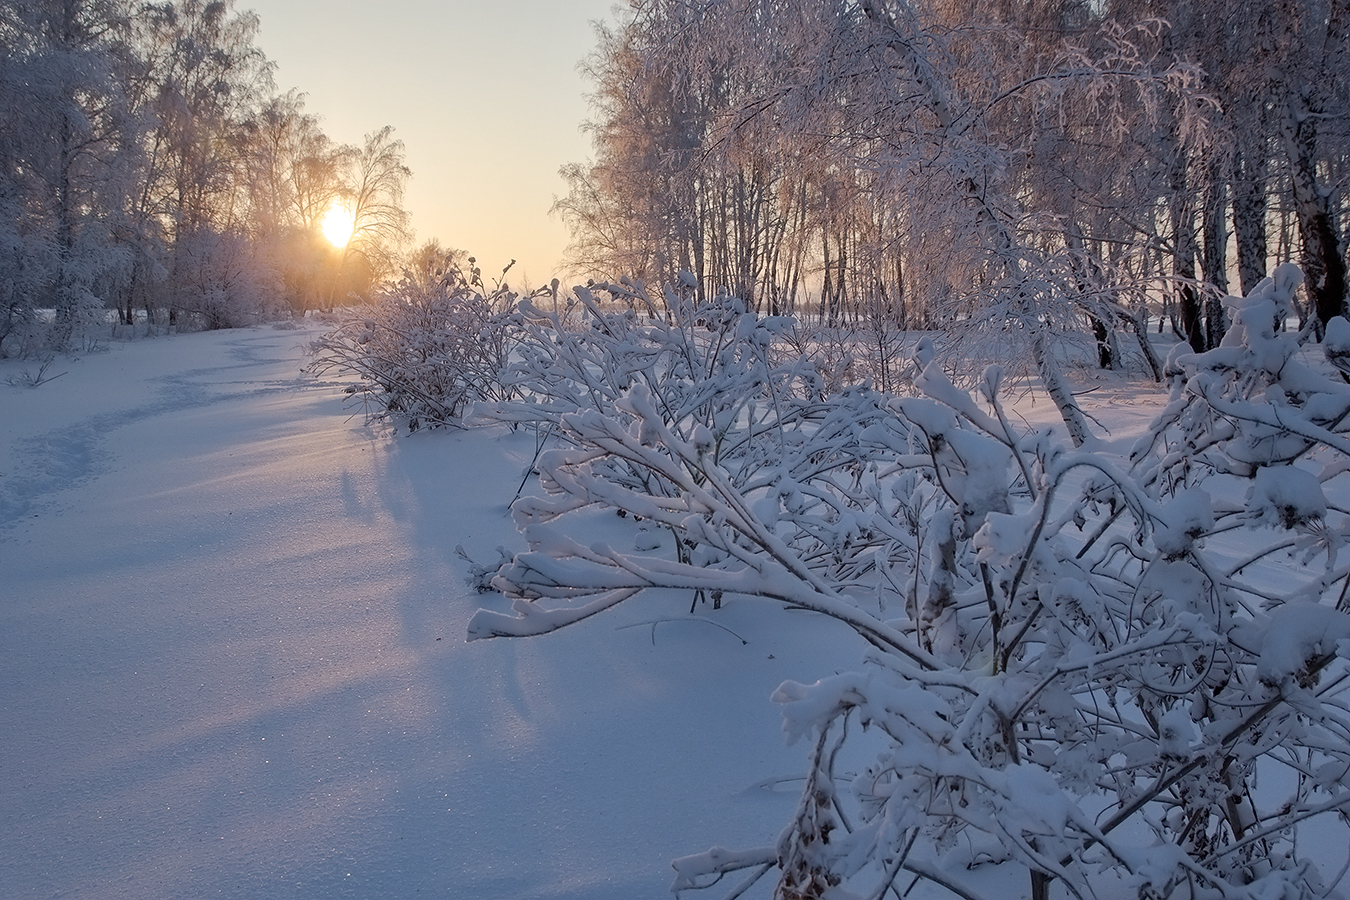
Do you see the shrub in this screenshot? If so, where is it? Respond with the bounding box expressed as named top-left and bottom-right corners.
top-left (471, 269), bottom-right (1350, 900)
top-left (308, 259), bottom-right (520, 431)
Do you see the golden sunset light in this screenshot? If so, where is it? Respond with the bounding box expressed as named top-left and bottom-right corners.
top-left (7, 0), bottom-right (1350, 895)
top-left (242, 0), bottom-right (612, 281)
top-left (320, 202), bottom-right (356, 248)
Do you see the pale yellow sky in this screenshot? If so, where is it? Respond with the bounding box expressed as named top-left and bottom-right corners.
top-left (244, 0), bottom-right (621, 290)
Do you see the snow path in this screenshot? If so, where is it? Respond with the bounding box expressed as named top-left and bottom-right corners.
top-left (1, 327), bottom-right (856, 899)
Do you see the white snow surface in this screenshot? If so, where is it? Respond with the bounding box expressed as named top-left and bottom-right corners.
top-left (21, 327), bottom-right (1345, 899)
top-left (0, 326), bottom-right (859, 899)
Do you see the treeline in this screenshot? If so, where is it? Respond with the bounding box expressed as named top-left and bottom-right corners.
top-left (0, 0), bottom-right (411, 355)
top-left (557, 0), bottom-right (1350, 368)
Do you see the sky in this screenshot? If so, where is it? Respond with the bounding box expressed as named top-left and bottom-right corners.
top-left (242, 0), bottom-right (623, 289)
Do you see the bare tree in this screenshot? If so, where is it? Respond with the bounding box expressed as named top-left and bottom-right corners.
top-left (329, 125), bottom-right (411, 305)
top-left (240, 90), bottom-right (345, 314)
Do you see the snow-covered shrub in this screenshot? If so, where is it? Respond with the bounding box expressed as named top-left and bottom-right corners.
top-left (487, 275), bottom-right (816, 435)
top-left (308, 260), bottom-right (519, 431)
top-left (478, 276), bottom-right (869, 600)
top-left (0, 224), bottom-right (55, 357)
top-left (769, 314), bottom-right (913, 398)
top-left (470, 271), bottom-right (1350, 900)
top-left (0, 299), bottom-right (39, 359)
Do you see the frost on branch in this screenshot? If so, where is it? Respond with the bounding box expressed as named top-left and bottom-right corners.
top-left (470, 272), bottom-right (1350, 900)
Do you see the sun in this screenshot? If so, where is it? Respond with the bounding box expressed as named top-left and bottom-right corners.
top-left (321, 202), bottom-right (356, 248)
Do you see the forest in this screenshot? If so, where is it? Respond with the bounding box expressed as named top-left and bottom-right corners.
top-left (0, 0), bottom-right (414, 355)
top-left (555, 0), bottom-right (1350, 414)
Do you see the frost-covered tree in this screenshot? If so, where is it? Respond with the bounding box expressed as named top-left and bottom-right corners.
top-left (0, 0), bottom-right (143, 348)
top-left (125, 0), bottom-right (273, 325)
top-left (1105, 0), bottom-right (1350, 336)
top-left (237, 90), bottom-right (347, 315)
top-left (1264, 0), bottom-right (1350, 328)
top-left (561, 0), bottom-right (1212, 439)
top-left (0, 8), bottom-right (58, 354)
top-left (165, 226), bottom-right (282, 327)
top-left (330, 125), bottom-right (412, 300)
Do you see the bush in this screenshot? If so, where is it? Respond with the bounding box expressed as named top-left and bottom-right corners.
top-left (471, 269), bottom-right (1350, 900)
top-left (308, 259), bottom-right (520, 431)
top-left (163, 229), bottom-right (287, 330)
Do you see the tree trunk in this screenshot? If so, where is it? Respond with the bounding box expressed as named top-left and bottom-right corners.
top-left (53, 104), bottom-right (80, 350)
top-left (1231, 137), bottom-right (1268, 298)
top-left (1130, 308), bottom-right (1164, 382)
top-left (1091, 317), bottom-right (1113, 369)
top-left (1169, 156), bottom-right (1204, 352)
top-left (1065, 222), bottom-right (1119, 370)
top-left (1280, 91), bottom-right (1349, 328)
top-left (1201, 174), bottom-right (1229, 347)
top-left (1031, 325), bottom-right (1092, 446)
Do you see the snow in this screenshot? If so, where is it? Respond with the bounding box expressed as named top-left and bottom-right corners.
top-left (1258, 602), bottom-right (1350, 685)
top-left (1246, 464), bottom-right (1327, 528)
top-left (1152, 487), bottom-right (1214, 557)
top-left (0, 325), bottom-right (858, 899)
top-left (5, 322), bottom-right (1349, 899)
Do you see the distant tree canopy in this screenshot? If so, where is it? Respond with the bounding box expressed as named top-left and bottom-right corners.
top-left (558, 0), bottom-right (1350, 365)
top-left (0, 0), bottom-right (412, 353)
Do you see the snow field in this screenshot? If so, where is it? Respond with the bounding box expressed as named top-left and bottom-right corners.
top-left (0, 326), bottom-right (858, 899)
top-left (6, 318), bottom-right (1350, 900)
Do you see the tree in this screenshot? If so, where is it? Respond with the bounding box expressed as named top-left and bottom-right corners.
top-left (242, 90), bottom-right (340, 236)
top-left (1273, 3), bottom-right (1350, 329)
top-left (330, 125), bottom-right (411, 304)
top-left (132, 0), bottom-right (272, 236)
top-left (556, 12), bottom-right (710, 290)
top-left (1114, 0), bottom-right (1350, 336)
top-left (128, 0), bottom-right (275, 326)
top-left (0, 5), bottom-right (57, 353)
top-left (238, 90), bottom-right (346, 315)
top-left (0, 0), bottom-right (143, 348)
top-left (404, 238), bottom-right (465, 294)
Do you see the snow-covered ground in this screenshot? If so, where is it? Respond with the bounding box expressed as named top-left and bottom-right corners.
top-left (0, 325), bottom-right (869, 899)
top-left (11, 324), bottom-right (1350, 900)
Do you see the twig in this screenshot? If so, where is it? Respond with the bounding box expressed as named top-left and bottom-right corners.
top-left (617, 616), bottom-right (748, 645)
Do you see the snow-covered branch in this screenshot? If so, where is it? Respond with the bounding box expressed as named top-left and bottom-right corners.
top-left (468, 270), bottom-right (1350, 900)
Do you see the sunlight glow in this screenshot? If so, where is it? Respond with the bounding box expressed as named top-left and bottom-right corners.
top-left (321, 202), bottom-right (356, 248)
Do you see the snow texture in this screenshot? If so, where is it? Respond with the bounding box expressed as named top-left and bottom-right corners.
top-left (0, 325), bottom-right (856, 900)
top-left (1258, 603), bottom-right (1350, 684)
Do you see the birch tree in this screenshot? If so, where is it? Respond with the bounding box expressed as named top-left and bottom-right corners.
top-left (334, 125), bottom-right (412, 293)
top-left (0, 0), bottom-right (142, 348)
top-left (563, 0), bottom-right (1209, 435)
top-left (129, 0), bottom-right (274, 325)
top-left (1119, 0), bottom-right (1350, 334)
